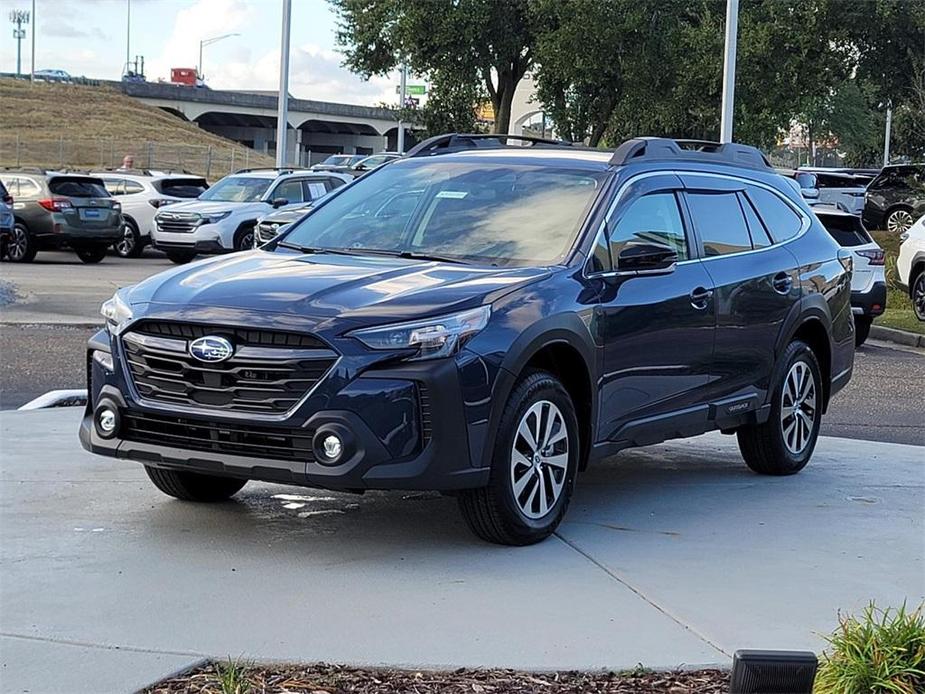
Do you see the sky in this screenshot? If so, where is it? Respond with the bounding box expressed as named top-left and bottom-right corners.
top-left (0, 0), bottom-right (404, 106)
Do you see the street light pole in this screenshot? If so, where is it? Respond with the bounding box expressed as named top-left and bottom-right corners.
top-left (198, 32), bottom-right (239, 81)
top-left (126, 0), bottom-right (131, 77)
top-left (883, 104), bottom-right (893, 167)
top-left (719, 0), bottom-right (739, 143)
top-left (9, 10), bottom-right (30, 78)
top-left (30, 0), bottom-right (34, 83)
top-left (275, 0), bottom-right (292, 167)
top-left (397, 63), bottom-right (407, 153)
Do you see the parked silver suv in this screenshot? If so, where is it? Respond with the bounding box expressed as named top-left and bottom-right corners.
top-left (151, 168), bottom-right (351, 264)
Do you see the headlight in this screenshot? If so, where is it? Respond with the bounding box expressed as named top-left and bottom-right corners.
top-left (100, 290), bottom-right (134, 334)
top-left (349, 306), bottom-right (490, 361)
top-left (202, 211), bottom-right (231, 225)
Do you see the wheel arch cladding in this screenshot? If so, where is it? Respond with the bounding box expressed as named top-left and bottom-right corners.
top-left (792, 318), bottom-right (832, 412)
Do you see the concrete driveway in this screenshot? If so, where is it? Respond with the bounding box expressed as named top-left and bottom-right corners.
top-left (1, 408), bottom-right (922, 693)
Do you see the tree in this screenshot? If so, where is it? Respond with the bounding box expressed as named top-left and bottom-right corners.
top-left (331, 0), bottom-right (535, 134)
top-left (412, 70), bottom-right (487, 138)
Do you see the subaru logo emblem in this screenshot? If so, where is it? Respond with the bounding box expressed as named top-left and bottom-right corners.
top-left (189, 336), bottom-right (234, 362)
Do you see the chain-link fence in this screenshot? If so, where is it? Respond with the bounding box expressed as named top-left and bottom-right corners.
top-left (0, 134), bottom-right (275, 181)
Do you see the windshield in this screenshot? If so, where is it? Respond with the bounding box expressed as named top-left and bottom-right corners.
top-left (280, 159), bottom-right (604, 265)
top-left (49, 177), bottom-right (109, 198)
top-left (321, 155), bottom-right (361, 166)
top-left (198, 176), bottom-right (271, 202)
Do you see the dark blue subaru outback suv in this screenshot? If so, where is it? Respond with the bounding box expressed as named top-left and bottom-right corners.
top-left (80, 135), bottom-right (855, 545)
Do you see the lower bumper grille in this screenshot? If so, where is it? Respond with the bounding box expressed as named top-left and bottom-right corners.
top-left (122, 411), bottom-right (315, 462)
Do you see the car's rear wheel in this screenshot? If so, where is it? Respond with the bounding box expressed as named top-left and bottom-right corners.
top-left (885, 207), bottom-right (914, 234)
top-left (74, 245), bottom-right (107, 264)
top-left (854, 316), bottom-right (872, 347)
top-left (7, 223), bottom-right (36, 263)
top-left (737, 340), bottom-right (822, 476)
top-left (912, 271), bottom-right (925, 322)
top-left (144, 466), bottom-right (247, 502)
top-left (458, 371), bottom-right (579, 545)
top-left (165, 249), bottom-right (197, 264)
top-left (114, 219), bottom-right (143, 258)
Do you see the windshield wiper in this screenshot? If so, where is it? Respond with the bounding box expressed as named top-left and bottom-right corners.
top-left (341, 247), bottom-right (470, 265)
top-left (277, 242), bottom-right (361, 257)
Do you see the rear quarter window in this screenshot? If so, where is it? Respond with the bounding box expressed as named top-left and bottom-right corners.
top-left (49, 177), bottom-right (109, 198)
top-left (746, 187), bottom-right (804, 242)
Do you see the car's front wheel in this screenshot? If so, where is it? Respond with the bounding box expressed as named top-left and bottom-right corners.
top-left (737, 340), bottom-right (822, 475)
top-left (144, 466), bottom-right (247, 502)
top-left (885, 207), bottom-right (915, 234)
top-left (458, 371), bottom-right (580, 545)
top-left (114, 219), bottom-right (144, 258)
top-left (74, 245), bottom-right (108, 264)
top-left (234, 225), bottom-right (255, 251)
top-left (854, 316), bottom-right (872, 347)
top-left (912, 270), bottom-right (925, 322)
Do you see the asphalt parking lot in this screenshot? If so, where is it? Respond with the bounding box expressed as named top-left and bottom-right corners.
top-left (2, 251), bottom-right (923, 444)
top-left (1, 407), bottom-right (921, 693)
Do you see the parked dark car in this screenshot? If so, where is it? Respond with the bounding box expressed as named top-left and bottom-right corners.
top-left (348, 152), bottom-right (402, 178)
top-left (80, 135), bottom-right (855, 545)
top-left (0, 170), bottom-right (123, 263)
top-left (862, 163), bottom-right (925, 233)
top-left (0, 180), bottom-right (13, 256)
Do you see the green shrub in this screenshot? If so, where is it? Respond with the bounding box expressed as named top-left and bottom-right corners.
top-left (214, 657), bottom-right (253, 694)
top-left (815, 603), bottom-right (925, 694)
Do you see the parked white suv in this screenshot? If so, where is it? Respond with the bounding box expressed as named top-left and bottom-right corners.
top-left (151, 168), bottom-right (352, 264)
top-left (95, 171), bottom-right (209, 258)
top-left (897, 213), bottom-right (925, 321)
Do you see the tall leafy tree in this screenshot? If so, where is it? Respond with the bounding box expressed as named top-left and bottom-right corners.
top-left (331, 0), bottom-right (535, 134)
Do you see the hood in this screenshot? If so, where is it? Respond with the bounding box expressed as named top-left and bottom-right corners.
top-left (159, 199), bottom-right (266, 216)
top-left (264, 205), bottom-right (313, 224)
top-left (126, 249), bottom-right (550, 325)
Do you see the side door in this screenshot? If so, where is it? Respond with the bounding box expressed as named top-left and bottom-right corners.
top-left (594, 174), bottom-right (717, 445)
top-left (269, 178), bottom-right (304, 208)
top-left (680, 174), bottom-right (803, 406)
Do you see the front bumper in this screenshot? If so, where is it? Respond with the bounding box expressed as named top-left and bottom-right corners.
top-left (851, 280), bottom-right (887, 318)
top-left (79, 330), bottom-right (488, 492)
top-left (152, 222), bottom-right (232, 254)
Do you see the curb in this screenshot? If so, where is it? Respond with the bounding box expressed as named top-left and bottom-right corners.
top-left (870, 325), bottom-right (925, 349)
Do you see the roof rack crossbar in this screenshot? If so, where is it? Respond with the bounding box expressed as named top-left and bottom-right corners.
top-left (405, 133), bottom-right (575, 158)
top-left (608, 137), bottom-right (772, 171)
top-left (233, 166), bottom-right (311, 174)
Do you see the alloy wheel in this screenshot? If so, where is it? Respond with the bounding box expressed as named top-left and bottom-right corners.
top-left (237, 231), bottom-right (254, 251)
top-left (780, 361), bottom-right (817, 455)
top-left (115, 224), bottom-right (136, 256)
top-left (8, 226), bottom-right (28, 261)
top-left (886, 209), bottom-right (914, 234)
top-left (914, 274), bottom-right (925, 321)
top-left (510, 400), bottom-right (569, 519)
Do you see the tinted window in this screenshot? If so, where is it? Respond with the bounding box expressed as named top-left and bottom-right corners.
top-left (738, 192), bottom-right (772, 248)
top-left (283, 161), bottom-right (603, 266)
top-left (157, 178), bottom-right (208, 198)
top-left (303, 179), bottom-right (330, 201)
top-left (48, 177), bottom-right (109, 198)
top-left (610, 192), bottom-right (688, 261)
top-left (815, 212), bottom-right (872, 247)
top-left (747, 187), bottom-right (803, 242)
top-left (686, 192), bottom-right (752, 256)
top-left (272, 179), bottom-right (303, 203)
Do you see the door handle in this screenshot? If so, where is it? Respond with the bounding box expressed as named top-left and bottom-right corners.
top-left (772, 272), bottom-right (793, 295)
top-left (690, 286), bottom-right (713, 310)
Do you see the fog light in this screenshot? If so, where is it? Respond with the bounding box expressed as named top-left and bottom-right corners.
top-left (94, 404), bottom-right (120, 439)
top-left (322, 434), bottom-right (343, 461)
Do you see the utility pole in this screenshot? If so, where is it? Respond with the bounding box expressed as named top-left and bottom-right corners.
top-left (29, 0), bottom-right (34, 83)
top-left (397, 63), bottom-right (407, 153)
top-left (126, 0), bottom-right (131, 76)
top-left (883, 104), bottom-right (893, 167)
top-left (198, 33), bottom-right (239, 82)
top-left (275, 0), bottom-right (292, 167)
top-left (9, 9), bottom-right (29, 78)
top-left (719, 0), bottom-right (739, 143)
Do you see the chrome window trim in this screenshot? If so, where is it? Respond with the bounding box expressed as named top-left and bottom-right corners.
top-left (584, 169), bottom-right (812, 277)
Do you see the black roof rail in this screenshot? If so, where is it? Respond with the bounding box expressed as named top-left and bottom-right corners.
top-left (233, 166), bottom-right (310, 175)
top-left (405, 133), bottom-right (575, 158)
top-left (0, 166), bottom-right (49, 175)
top-left (609, 137), bottom-right (772, 171)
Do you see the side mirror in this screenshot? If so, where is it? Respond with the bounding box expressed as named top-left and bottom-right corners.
top-left (271, 197), bottom-right (289, 208)
top-left (616, 241), bottom-right (678, 274)
top-left (801, 187), bottom-right (820, 200)
top-left (353, 163), bottom-right (367, 172)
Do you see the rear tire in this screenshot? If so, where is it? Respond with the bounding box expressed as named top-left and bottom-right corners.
top-left (165, 249), bottom-right (197, 264)
top-left (854, 316), bottom-right (872, 347)
top-left (912, 270), bottom-right (925, 322)
top-left (113, 219), bottom-right (144, 258)
top-left (144, 466), bottom-right (246, 502)
top-left (458, 371), bottom-right (580, 545)
top-left (7, 223), bottom-right (37, 263)
top-left (75, 245), bottom-right (107, 264)
top-left (737, 340), bottom-right (822, 476)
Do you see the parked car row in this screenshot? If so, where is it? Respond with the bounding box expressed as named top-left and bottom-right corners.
top-left (310, 152), bottom-right (401, 178)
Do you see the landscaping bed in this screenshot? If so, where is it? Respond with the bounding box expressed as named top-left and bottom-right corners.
top-left (147, 663), bottom-right (729, 694)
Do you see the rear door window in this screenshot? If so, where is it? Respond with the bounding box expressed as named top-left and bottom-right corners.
top-left (303, 179), bottom-right (331, 201)
top-left (746, 187), bottom-right (804, 242)
top-left (686, 191), bottom-right (752, 256)
top-left (103, 178), bottom-right (126, 196)
top-left (1, 176), bottom-right (42, 199)
top-left (156, 178), bottom-right (208, 198)
top-left (124, 180), bottom-right (145, 194)
top-left (49, 177), bottom-right (109, 198)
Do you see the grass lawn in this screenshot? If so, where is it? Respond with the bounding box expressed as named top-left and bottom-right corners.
top-left (870, 230), bottom-right (924, 335)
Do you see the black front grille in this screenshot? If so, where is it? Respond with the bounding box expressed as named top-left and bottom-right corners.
top-left (156, 213), bottom-right (199, 233)
top-left (122, 411), bottom-right (315, 461)
top-left (122, 324), bottom-right (337, 414)
top-left (133, 321), bottom-right (327, 349)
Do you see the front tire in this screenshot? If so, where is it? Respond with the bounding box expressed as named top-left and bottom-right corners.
top-left (144, 466), bottom-right (246, 502)
top-left (912, 270), bottom-right (925, 322)
top-left (165, 249), bottom-right (197, 264)
top-left (7, 223), bottom-right (37, 263)
top-left (854, 316), bottom-right (872, 347)
top-left (75, 245), bottom-right (107, 264)
top-left (114, 219), bottom-right (144, 258)
top-left (885, 207), bottom-right (915, 234)
top-left (234, 225), bottom-right (255, 251)
top-left (737, 340), bottom-right (822, 476)
top-left (458, 371), bottom-right (580, 545)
